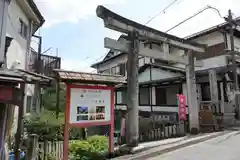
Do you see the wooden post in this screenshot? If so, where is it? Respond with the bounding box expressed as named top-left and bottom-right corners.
top-left (126, 31), bottom-right (139, 147)
top-left (14, 82), bottom-right (25, 160)
top-left (220, 82), bottom-right (225, 114)
top-left (56, 81), bottom-right (60, 119)
top-left (209, 69), bottom-right (219, 129)
top-left (26, 134), bottom-right (39, 160)
top-left (209, 69), bottom-right (219, 111)
top-left (0, 103), bottom-right (8, 160)
top-left (43, 139), bottom-right (48, 160)
top-left (185, 50), bottom-right (199, 133)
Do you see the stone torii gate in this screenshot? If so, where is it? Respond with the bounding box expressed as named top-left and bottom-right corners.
top-left (96, 5), bottom-right (206, 146)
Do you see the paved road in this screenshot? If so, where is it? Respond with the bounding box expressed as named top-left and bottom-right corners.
top-left (148, 132), bottom-right (240, 160)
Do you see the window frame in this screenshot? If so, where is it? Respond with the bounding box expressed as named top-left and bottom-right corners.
top-left (26, 95), bottom-right (32, 113)
top-left (155, 86), bottom-right (167, 105)
top-left (139, 87), bottom-right (150, 106)
top-left (111, 65), bottom-right (120, 75)
top-left (19, 19), bottom-right (28, 39)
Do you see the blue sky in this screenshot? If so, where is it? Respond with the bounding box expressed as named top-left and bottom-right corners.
top-left (33, 0), bottom-right (240, 72)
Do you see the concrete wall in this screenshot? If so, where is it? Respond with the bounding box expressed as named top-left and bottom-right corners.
top-left (138, 67), bottom-right (183, 83)
top-left (197, 55), bottom-right (228, 71)
top-left (191, 31), bottom-right (225, 46)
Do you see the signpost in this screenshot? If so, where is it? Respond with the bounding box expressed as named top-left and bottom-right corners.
top-left (63, 84), bottom-right (114, 160)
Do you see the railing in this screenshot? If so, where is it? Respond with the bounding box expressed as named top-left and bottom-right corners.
top-left (28, 49), bottom-right (61, 77)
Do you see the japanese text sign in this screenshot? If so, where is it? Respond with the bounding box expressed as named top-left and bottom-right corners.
top-left (177, 94), bottom-right (187, 121)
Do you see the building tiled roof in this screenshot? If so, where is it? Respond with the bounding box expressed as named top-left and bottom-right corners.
top-left (139, 63), bottom-right (185, 74)
top-left (54, 69), bottom-right (126, 84)
top-left (0, 69), bottom-right (52, 85)
top-left (185, 17), bottom-right (240, 40)
top-left (26, 0), bottom-right (45, 26)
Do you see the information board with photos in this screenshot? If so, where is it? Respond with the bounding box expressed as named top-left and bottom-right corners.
top-left (69, 87), bottom-right (111, 124)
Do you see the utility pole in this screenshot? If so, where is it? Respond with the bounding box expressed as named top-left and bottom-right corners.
top-left (0, 0), bottom-right (10, 159)
top-left (33, 35), bottom-right (42, 73)
top-left (32, 35), bottom-right (42, 114)
top-left (126, 31), bottom-right (139, 146)
top-left (226, 10), bottom-right (239, 118)
top-left (0, 0), bottom-right (10, 66)
top-left (14, 82), bottom-right (25, 160)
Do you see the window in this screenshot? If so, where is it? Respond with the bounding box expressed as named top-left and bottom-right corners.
top-left (139, 87), bottom-right (150, 105)
top-left (26, 96), bottom-right (32, 113)
top-left (119, 63), bottom-right (126, 76)
top-left (201, 83), bottom-right (222, 101)
top-left (111, 65), bottom-right (120, 75)
top-left (201, 83), bottom-right (211, 101)
top-left (138, 57), bottom-right (145, 67)
top-left (100, 69), bottom-right (110, 74)
top-left (116, 91), bottom-right (122, 104)
top-left (115, 90), bottom-right (127, 104)
top-left (19, 19), bottom-right (28, 38)
top-left (155, 87), bottom-right (167, 105)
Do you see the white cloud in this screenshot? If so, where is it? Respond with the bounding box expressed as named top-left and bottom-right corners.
top-left (34, 0), bottom-right (240, 72)
top-left (34, 0), bottom-right (125, 27)
top-left (61, 58), bottom-right (96, 73)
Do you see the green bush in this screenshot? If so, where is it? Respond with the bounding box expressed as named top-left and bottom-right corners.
top-left (69, 135), bottom-right (108, 160)
top-left (87, 135), bottom-right (108, 153)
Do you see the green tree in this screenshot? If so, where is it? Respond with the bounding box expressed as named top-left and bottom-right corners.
top-left (42, 83), bottom-right (66, 112)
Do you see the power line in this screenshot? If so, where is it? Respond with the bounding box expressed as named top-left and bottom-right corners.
top-left (165, 5), bottom-right (225, 33)
top-left (87, 0), bottom-right (182, 63)
top-left (145, 0), bottom-right (179, 25)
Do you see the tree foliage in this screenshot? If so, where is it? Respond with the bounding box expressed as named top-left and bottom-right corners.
top-left (42, 83), bottom-right (66, 112)
top-left (24, 110), bottom-right (64, 141)
top-left (25, 84), bottom-right (85, 141)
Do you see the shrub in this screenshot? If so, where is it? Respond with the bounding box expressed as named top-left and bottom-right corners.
top-left (69, 135), bottom-right (108, 160)
top-left (87, 135), bottom-right (108, 153)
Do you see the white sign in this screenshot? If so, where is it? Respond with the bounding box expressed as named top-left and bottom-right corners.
top-left (69, 88), bottom-right (111, 124)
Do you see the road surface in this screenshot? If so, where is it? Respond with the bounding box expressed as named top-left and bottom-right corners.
top-left (148, 132), bottom-right (240, 160)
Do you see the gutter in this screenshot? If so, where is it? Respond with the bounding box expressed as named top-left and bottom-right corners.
top-left (26, 0), bottom-right (45, 27)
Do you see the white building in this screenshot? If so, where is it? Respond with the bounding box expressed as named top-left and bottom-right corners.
top-left (91, 18), bottom-right (240, 124)
top-left (5, 0), bottom-right (44, 115)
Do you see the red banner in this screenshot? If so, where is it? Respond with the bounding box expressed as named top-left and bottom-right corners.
top-left (0, 85), bottom-right (21, 106)
top-left (177, 94), bottom-right (187, 121)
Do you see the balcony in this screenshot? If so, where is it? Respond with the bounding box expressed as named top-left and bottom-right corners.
top-left (28, 48), bottom-right (61, 77)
